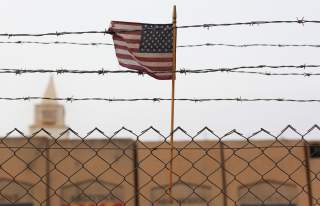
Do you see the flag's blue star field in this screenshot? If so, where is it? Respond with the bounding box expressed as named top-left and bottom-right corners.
top-left (140, 24), bottom-right (173, 53)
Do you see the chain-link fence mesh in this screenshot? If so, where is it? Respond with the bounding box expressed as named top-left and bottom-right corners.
top-left (0, 126), bottom-right (319, 206)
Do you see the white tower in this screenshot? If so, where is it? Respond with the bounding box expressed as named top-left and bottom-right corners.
top-left (29, 77), bottom-right (69, 138)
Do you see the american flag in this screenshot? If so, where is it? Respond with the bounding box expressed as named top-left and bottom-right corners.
top-left (109, 21), bottom-right (174, 80)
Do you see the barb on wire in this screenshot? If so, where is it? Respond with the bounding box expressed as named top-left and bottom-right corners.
top-left (0, 18), bottom-right (319, 38)
top-left (2, 41), bottom-right (320, 49)
top-left (1, 64), bottom-right (320, 76)
top-left (0, 96), bottom-right (320, 103)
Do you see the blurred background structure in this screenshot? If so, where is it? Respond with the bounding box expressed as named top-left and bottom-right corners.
top-left (0, 79), bottom-right (319, 206)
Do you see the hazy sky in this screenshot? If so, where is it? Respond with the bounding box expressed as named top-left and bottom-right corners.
top-left (1, 0), bottom-right (320, 138)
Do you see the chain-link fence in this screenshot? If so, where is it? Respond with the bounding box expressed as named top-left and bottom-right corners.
top-left (0, 126), bottom-right (319, 206)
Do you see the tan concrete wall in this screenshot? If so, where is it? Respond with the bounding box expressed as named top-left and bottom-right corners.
top-left (222, 140), bottom-right (310, 206)
top-left (0, 137), bottom-right (49, 206)
top-left (308, 142), bottom-right (320, 206)
top-left (138, 139), bottom-right (314, 206)
top-left (48, 138), bottom-right (135, 206)
top-left (0, 137), bottom-right (136, 206)
top-left (0, 137), bottom-right (318, 206)
top-left (137, 140), bottom-right (224, 206)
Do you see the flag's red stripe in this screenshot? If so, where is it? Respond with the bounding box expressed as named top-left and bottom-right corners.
top-left (116, 53), bottom-right (173, 62)
top-left (119, 62), bottom-right (172, 80)
top-left (112, 30), bottom-right (141, 35)
top-left (111, 21), bottom-right (142, 26)
top-left (113, 36), bottom-right (141, 44)
top-left (114, 45), bottom-right (139, 53)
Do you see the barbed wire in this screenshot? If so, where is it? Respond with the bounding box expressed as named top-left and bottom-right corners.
top-left (3, 40), bottom-right (320, 49)
top-left (178, 43), bottom-right (320, 48)
top-left (1, 18), bottom-right (320, 206)
top-left (0, 30), bottom-right (110, 38)
top-left (177, 18), bottom-right (319, 29)
top-left (0, 18), bottom-right (317, 38)
top-left (0, 40), bottom-right (113, 46)
top-left (1, 96), bottom-right (320, 103)
top-left (226, 71), bottom-right (320, 76)
top-left (180, 64), bottom-right (320, 73)
top-left (0, 64), bottom-right (320, 76)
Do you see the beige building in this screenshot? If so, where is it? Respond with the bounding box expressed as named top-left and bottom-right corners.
top-left (0, 79), bottom-right (135, 206)
top-left (137, 139), bottom-right (320, 206)
top-left (0, 78), bottom-right (319, 206)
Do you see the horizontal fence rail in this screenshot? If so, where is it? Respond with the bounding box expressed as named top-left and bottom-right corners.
top-left (0, 126), bottom-right (319, 206)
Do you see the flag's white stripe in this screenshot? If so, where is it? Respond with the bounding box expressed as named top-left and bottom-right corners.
top-left (115, 49), bottom-right (173, 58)
top-left (115, 48), bottom-right (133, 56)
top-left (117, 33), bottom-right (141, 40)
top-left (118, 57), bottom-right (172, 67)
top-left (112, 24), bottom-right (142, 31)
top-left (114, 40), bottom-right (139, 49)
top-left (118, 58), bottom-right (140, 66)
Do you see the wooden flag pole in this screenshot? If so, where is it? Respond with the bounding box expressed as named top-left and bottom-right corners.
top-left (169, 5), bottom-right (177, 198)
